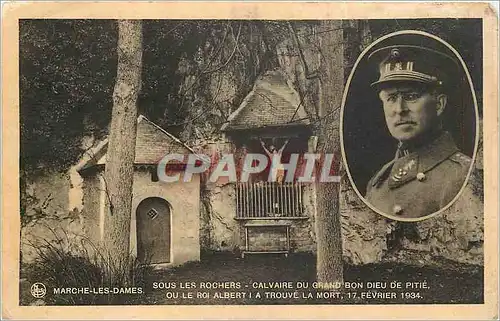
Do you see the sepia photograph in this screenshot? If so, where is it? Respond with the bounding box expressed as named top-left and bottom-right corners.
top-left (1, 2), bottom-right (498, 320)
top-left (341, 28), bottom-right (479, 221)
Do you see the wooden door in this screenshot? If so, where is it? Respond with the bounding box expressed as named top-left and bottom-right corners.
top-left (136, 197), bottom-right (171, 264)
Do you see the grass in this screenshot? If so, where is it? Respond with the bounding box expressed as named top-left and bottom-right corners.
top-left (20, 228), bottom-right (153, 306)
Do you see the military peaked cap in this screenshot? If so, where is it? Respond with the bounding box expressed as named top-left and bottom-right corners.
top-left (368, 36), bottom-right (460, 90)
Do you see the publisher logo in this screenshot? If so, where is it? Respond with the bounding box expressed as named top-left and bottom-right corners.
top-left (31, 283), bottom-right (46, 298)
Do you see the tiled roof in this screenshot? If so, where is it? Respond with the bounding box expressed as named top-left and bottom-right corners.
top-left (134, 116), bottom-right (193, 164)
top-left (76, 115), bottom-right (194, 173)
top-left (221, 70), bottom-right (310, 131)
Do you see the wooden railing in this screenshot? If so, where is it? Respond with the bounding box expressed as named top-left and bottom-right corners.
top-left (236, 182), bottom-right (305, 219)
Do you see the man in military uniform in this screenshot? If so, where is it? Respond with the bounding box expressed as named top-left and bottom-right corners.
top-left (365, 42), bottom-right (472, 219)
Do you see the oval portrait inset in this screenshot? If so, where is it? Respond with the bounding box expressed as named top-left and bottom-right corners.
top-left (341, 31), bottom-right (479, 222)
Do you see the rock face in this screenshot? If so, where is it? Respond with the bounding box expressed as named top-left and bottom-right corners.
top-left (339, 164), bottom-right (484, 266)
top-left (340, 179), bottom-right (389, 265)
top-left (395, 170), bottom-right (484, 266)
top-left (201, 182), bottom-right (241, 253)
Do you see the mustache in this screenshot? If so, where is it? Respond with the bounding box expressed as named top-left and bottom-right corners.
top-left (394, 120), bottom-right (417, 125)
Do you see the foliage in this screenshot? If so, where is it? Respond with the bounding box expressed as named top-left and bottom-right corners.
top-left (20, 190), bottom-right (52, 227)
top-left (139, 20), bottom-right (289, 141)
top-left (20, 20), bottom-right (290, 179)
top-left (22, 227), bottom-right (152, 305)
top-left (20, 20), bottom-right (118, 175)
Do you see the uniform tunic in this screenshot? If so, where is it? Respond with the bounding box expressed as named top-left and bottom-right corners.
top-left (366, 132), bottom-right (472, 219)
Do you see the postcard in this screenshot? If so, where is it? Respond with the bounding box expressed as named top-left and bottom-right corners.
top-left (2, 2), bottom-right (498, 319)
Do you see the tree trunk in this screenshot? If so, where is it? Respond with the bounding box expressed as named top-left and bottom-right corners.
top-left (314, 20), bottom-right (344, 283)
top-left (103, 20), bottom-right (142, 264)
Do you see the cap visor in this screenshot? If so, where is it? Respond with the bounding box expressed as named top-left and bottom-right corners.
top-left (370, 77), bottom-right (436, 89)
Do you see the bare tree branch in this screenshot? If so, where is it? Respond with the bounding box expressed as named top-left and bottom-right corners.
top-left (287, 21), bottom-right (318, 80)
top-left (202, 22), bottom-right (242, 75)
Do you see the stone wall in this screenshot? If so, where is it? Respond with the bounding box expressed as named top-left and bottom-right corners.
top-left (80, 173), bottom-right (101, 244)
top-left (294, 184), bottom-right (317, 252)
top-left (201, 182), bottom-right (241, 252)
top-left (21, 170), bottom-right (86, 264)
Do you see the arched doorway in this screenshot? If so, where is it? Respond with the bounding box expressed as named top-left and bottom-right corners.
top-left (136, 197), bottom-right (171, 264)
